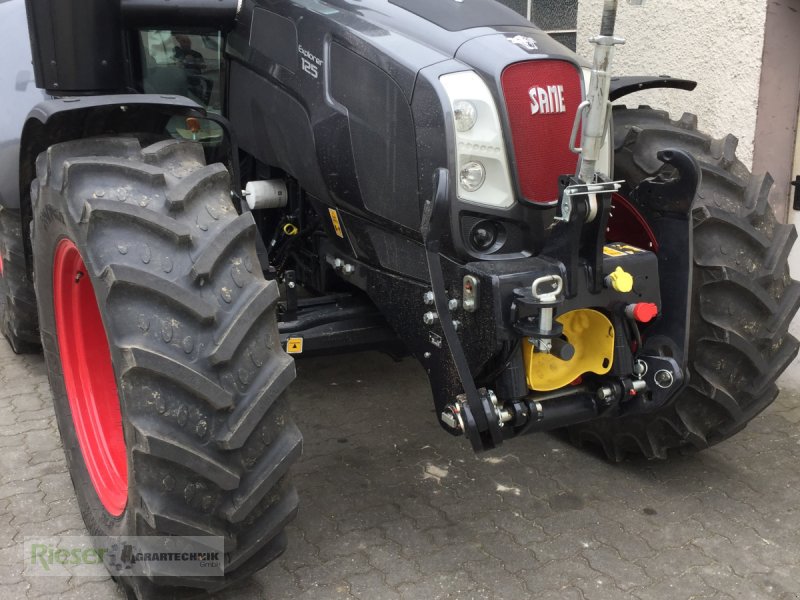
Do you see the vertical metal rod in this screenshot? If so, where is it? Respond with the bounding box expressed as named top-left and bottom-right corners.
top-left (576, 0), bottom-right (624, 184)
top-left (600, 0), bottom-right (620, 36)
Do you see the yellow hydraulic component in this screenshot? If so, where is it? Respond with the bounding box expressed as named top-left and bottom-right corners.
top-left (606, 266), bottom-right (634, 293)
top-left (283, 223), bottom-right (299, 236)
top-left (523, 309), bottom-right (615, 391)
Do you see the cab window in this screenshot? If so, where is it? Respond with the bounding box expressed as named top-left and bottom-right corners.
top-left (138, 30), bottom-right (224, 112)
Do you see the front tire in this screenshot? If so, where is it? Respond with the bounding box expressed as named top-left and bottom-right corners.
top-left (569, 107), bottom-right (800, 459)
top-left (32, 137), bottom-right (300, 598)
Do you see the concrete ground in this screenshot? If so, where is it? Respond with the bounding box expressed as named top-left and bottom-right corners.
top-left (0, 322), bottom-right (799, 600)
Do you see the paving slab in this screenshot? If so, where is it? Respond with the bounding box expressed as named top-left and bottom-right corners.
top-left (0, 339), bottom-right (799, 600)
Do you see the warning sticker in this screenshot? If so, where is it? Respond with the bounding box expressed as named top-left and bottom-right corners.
top-left (328, 208), bottom-right (344, 238)
top-left (604, 243), bottom-right (646, 257)
top-left (286, 337), bottom-right (304, 354)
top-left (603, 246), bottom-right (625, 257)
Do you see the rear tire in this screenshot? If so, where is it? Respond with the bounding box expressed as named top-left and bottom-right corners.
top-left (32, 137), bottom-right (300, 597)
top-left (569, 107), bottom-right (800, 459)
top-left (0, 207), bottom-right (40, 353)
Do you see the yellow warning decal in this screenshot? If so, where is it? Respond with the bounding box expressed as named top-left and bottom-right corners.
top-left (604, 242), bottom-right (646, 257)
top-left (286, 337), bottom-right (304, 354)
top-left (617, 243), bottom-right (646, 254)
top-left (328, 208), bottom-right (344, 238)
top-left (603, 246), bottom-right (625, 257)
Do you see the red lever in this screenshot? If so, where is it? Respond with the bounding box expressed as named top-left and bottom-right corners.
top-left (627, 302), bottom-right (659, 323)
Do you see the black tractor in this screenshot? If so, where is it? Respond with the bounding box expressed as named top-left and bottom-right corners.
top-left (0, 0), bottom-right (796, 596)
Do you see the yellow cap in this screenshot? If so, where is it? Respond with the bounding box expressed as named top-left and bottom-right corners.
top-left (607, 266), bottom-right (634, 293)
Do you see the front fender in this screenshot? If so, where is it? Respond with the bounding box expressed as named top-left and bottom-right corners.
top-left (609, 75), bottom-right (697, 102)
top-left (18, 93), bottom-right (207, 271)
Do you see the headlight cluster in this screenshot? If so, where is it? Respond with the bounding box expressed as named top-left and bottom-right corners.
top-left (440, 71), bottom-right (515, 209)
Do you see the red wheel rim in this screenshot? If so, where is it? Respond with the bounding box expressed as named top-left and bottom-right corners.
top-left (53, 239), bottom-right (127, 516)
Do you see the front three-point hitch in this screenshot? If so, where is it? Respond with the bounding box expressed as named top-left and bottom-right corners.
top-left (435, 0), bottom-right (694, 453)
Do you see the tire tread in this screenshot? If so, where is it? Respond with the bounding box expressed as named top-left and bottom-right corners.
top-left (570, 107), bottom-right (799, 460)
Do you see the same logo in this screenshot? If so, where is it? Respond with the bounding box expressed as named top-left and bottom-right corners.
top-left (528, 85), bottom-right (567, 115)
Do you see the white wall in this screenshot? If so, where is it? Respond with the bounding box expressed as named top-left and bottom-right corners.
top-left (577, 0), bottom-right (768, 167)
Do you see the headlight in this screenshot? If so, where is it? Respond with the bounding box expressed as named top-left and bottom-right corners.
top-left (453, 100), bottom-right (477, 132)
top-left (459, 161), bottom-right (486, 192)
top-left (440, 71), bottom-right (515, 209)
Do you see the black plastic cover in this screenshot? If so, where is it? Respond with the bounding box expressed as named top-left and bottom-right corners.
top-left (25, 0), bottom-right (126, 93)
top-left (330, 43), bottom-right (419, 228)
top-left (609, 75), bottom-right (697, 101)
top-left (120, 0), bottom-right (239, 29)
top-left (249, 8), bottom-right (298, 72)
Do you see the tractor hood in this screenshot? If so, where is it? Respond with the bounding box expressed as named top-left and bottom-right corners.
top-left (226, 0), bottom-right (598, 262)
top-left (318, 0), bottom-right (550, 61)
top-left (229, 0), bottom-right (582, 100)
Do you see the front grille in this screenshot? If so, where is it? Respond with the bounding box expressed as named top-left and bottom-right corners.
top-left (500, 60), bottom-right (583, 204)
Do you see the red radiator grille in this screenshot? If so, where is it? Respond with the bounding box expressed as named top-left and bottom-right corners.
top-left (500, 60), bottom-right (583, 204)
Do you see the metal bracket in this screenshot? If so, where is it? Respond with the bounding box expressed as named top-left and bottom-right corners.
top-left (421, 169), bottom-right (503, 452)
top-left (283, 270), bottom-right (298, 322)
top-left (621, 355), bottom-right (684, 413)
top-left (544, 176), bottom-right (614, 297)
top-left (627, 149), bottom-right (700, 394)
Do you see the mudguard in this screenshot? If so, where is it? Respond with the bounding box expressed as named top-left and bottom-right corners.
top-left (609, 75), bottom-right (697, 102)
top-left (18, 94), bottom-right (209, 264)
